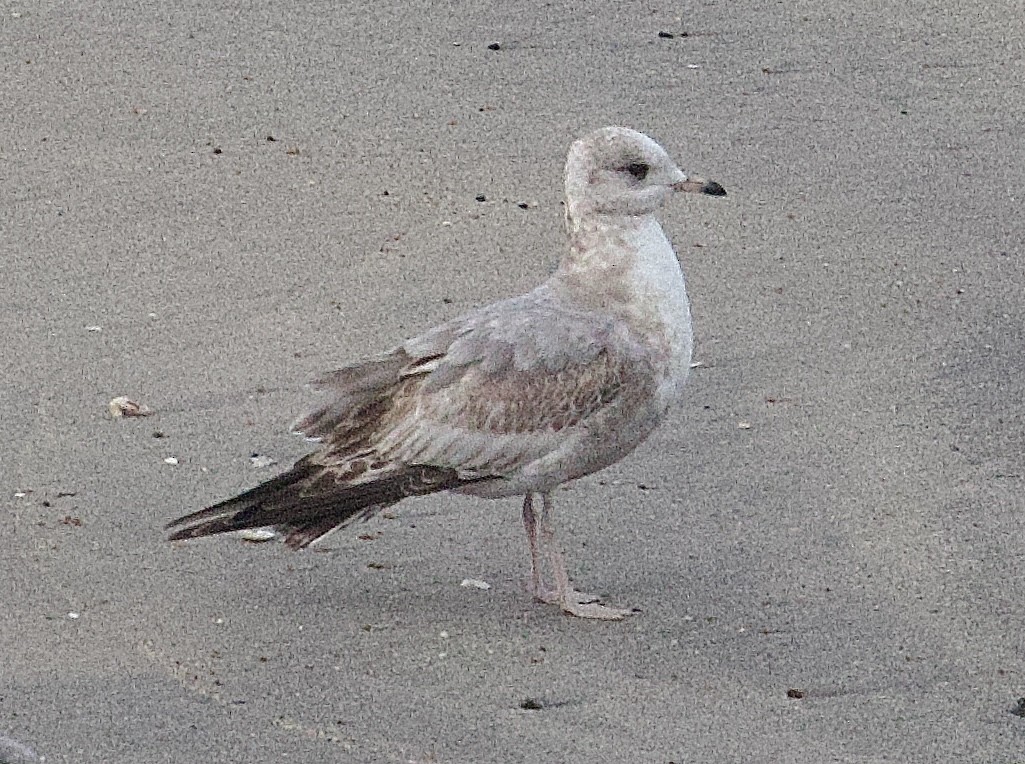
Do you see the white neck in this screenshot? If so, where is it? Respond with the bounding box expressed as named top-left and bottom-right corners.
top-left (551, 211), bottom-right (694, 369)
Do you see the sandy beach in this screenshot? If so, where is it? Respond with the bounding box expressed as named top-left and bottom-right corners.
top-left (3, 2), bottom-right (1024, 761)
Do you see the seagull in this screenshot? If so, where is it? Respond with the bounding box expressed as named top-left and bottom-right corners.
top-left (167, 126), bottom-right (726, 620)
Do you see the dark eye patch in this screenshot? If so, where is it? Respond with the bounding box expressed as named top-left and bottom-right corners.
top-left (622, 162), bottom-right (650, 181)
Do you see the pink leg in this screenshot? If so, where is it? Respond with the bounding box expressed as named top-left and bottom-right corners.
top-left (521, 493), bottom-right (546, 600)
top-left (536, 491), bottom-right (636, 621)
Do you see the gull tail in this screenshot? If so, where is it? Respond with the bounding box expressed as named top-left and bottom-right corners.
top-left (165, 457), bottom-right (473, 550)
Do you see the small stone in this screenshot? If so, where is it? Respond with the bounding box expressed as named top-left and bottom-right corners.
top-left (239, 529), bottom-right (277, 543)
top-left (108, 396), bottom-right (154, 418)
top-left (249, 454), bottom-right (277, 469)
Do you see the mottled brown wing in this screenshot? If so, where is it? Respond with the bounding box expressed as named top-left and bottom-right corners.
top-left (302, 287), bottom-right (661, 479)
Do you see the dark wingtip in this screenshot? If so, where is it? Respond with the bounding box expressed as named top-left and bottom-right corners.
top-left (702, 180), bottom-right (727, 197)
top-left (165, 516), bottom-right (189, 531)
top-left (166, 520), bottom-right (226, 542)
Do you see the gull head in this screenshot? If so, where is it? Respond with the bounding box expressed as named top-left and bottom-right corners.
top-left (564, 126), bottom-right (726, 220)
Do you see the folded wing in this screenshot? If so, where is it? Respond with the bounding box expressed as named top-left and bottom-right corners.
top-left (166, 287), bottom-right (659, 548)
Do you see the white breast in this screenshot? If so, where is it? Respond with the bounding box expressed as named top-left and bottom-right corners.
top-left (621, 216), bottom-right (694, 406)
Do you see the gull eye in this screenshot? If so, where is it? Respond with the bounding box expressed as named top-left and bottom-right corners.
top-left (623, 162), bottom-right (649, 181)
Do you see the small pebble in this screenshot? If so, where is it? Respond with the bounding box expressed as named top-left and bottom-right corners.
top-left (249, 454), bottom-right (277, 469)
top-left (108, 396), bottom-right (154, 418)
top-left (239, 529), bottom-right (277, 543)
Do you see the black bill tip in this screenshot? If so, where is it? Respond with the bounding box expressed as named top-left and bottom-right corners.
top-left (702, 180), bottom-right (727, 197)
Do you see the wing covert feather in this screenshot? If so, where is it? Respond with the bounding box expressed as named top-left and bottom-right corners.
top-left (295, 286), bottom-right (663, 481)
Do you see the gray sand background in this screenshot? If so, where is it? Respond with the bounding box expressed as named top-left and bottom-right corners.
top-left (3, 2), bottom-right (1025, 761)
